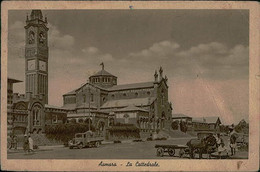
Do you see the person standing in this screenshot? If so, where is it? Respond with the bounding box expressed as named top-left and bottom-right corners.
top-left (229, 128), bottom-right (237, 156)
top-left (215, 133), bottom-right (223, 148)
top-left (28, 135), bottom-right (34, 152)
top-left (23, 135), bottom-right (29, 153)
top-left (13, 135), bottom-right (18, 150)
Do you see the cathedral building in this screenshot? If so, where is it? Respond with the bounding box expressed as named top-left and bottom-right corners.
top-left (63, 64), bottom-right (173, 134)
top-left (8, 10), bottom-right (173, 138)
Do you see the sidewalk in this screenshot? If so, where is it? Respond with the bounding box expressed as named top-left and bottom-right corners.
top-left (102, 139), bottom-right (135, 145)
top-left (7, 145), bottom-right (64, 154)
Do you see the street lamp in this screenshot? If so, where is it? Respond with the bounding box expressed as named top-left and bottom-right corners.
top-left (88, 86), bottom-right (91, 131)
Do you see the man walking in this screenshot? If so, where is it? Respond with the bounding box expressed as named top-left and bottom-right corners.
top-left (229, 128), bottom-right (237, 156)
top-left (28, 135), bottom-right (34, 152)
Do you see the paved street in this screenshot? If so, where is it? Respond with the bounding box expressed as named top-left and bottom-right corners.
top-left (7, 137), bottom-right (248, 159)
top-left (8, 138), bottom-right (191, 159)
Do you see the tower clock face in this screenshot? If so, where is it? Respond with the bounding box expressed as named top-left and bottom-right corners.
top-left (39, 60), bottom-right (46, 71)
top-left (27, 60), bottom-right (36, 70)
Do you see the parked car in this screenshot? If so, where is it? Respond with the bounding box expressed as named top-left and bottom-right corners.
top-left (68, 131), bottom-right (104, 149)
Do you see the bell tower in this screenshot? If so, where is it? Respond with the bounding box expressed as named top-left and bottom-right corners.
top-left (24, 10), bottom-right (49, 103)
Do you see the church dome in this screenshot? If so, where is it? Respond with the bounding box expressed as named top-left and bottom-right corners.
top-left (89, 63), bottom-right (117, 88)
top-left (91, 69), bottom-right (116, 77)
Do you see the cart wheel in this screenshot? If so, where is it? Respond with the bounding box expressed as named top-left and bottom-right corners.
top-left (157, 148), bottom-right (164, 157)
top-left (168, 148), bottom-right (175, 156)
top-left (179, 148), bottom-right (185, 158)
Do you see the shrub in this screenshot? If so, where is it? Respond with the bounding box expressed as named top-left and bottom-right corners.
top-left (114, 140), bottom-right (121, 144)
top-left (45, 123), bottom-right (96, 144)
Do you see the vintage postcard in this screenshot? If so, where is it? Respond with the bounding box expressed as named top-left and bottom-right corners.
top-left (1, 1), bottom-right (259, 171)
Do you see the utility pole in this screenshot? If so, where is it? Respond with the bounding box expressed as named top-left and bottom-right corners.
top-left (88, 86), bottom-right (91, 131)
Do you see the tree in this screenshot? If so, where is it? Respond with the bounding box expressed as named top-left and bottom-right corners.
top-left (171, 120), bottom-right (179, 130)
top-left (45, 123), bottom-right (96, 144)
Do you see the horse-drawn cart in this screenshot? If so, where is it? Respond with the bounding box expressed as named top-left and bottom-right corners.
top-left (155, 144), bottom-right (189, 157)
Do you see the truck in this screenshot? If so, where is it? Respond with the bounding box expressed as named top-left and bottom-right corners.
top-left (68, 131), bottom-right (104, 149)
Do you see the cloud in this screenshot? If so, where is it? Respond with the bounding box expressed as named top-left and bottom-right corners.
top-left (125, 40), bottom-right (248, 80)
top-left (48, 23), bottom-right (75, 50)
top-left (129, 40), bottom-right (180, 60)
top-left (81, 46), bottom-right (114, 62)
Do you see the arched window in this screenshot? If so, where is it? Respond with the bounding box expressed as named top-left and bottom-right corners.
top-left (91, 93), bottom-right (94, 102)
top-left (32, 105), bottom-right (41, 126)
top-left (124, 114), bottom-right (129, 124)
top-left (135, 92), bottom-right (138, 97)
top-left (83, 94), bottom-right (86, 103)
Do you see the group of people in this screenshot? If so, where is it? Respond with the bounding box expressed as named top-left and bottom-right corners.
top-left (9, 134), bottom-right (34, 153)
top-left (214, 127), bottom-right (238, 157)
top-left (23, 135), bottom-right (34, 153)
top-left (9, 135), bottom-right (18, 150)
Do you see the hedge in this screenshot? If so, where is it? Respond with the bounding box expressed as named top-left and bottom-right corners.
top-left (45, 123), bottom-right (95, 143)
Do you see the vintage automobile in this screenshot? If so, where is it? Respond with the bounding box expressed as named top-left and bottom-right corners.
top-left (68, 131), bottom-right (104, 149)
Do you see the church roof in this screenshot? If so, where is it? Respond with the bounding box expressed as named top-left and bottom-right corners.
top-left (8, 77), bottom-right (22, 83)
top-left (63, 89), bottom-right (77, 96)
top-left (101, 97), bottom-right (155, 109)
top-left (192, 116), bottom-right (221, 124)
top-left (115, 104), bottom-right (149, 112)
top-left (63, 81), bottom-right (155, 96)
top-left (108, 81), bottom-right (154, 91)
top-left (61, 104), bottom-right (77, 110)
top-left (90, 69), bottom-right (116, 78)
top-left (45, 104), bottom-right (65, 109)
top-left (172, 113), bottom-right (191, 118)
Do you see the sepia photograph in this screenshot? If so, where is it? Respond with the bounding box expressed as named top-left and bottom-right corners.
top-left (1, 1), bottom-right (259, 171)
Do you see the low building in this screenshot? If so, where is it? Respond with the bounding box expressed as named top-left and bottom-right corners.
top-left (172, 113), bottom-right (192, 123)
top-left (172, 113), bottom-right (192, 131)
top-left (203, 116), bottom-right (222, 131)
top-left (192, 117), bottom-right (209, 131)
top-left (192, 116), bottom-right (222, 131)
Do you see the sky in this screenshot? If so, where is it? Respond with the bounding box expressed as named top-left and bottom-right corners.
top-left (8, 10), bottom-right (249, 124)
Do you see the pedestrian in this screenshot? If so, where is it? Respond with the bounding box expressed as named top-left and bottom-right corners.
top-left (215, 133), bottom-right (223, 148)
top-left (217, 142), bottom-right (228, 159)
top-left (28, 135), bottom-right (34, 152)
top-left (229, 128), bottom-right (237, 156)
top-left (9, 135), bottom-right (14, 149)
top-left (13, 135), bottom-right (18, 150)
top-left (23, 135), bottom-right (29, 153)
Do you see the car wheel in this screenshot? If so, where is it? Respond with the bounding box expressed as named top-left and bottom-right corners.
top-left (78, 143), bottom-right (83, 149)
top-left (168, 148), bottom-right (175, 156)
top-left (156, 148), bottom-right (164, 157)
top-left (95, 141), bottom-right (100, 148)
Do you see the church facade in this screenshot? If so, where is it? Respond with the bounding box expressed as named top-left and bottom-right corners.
top-left (63, 64), bottom-right (173, 134)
